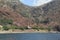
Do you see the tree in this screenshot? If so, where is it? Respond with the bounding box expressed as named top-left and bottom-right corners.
top-left (3, 25), bottom-right (9, 30)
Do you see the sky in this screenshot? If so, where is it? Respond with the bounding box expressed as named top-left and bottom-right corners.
top-left (20, 0), bottom-right (52, 6)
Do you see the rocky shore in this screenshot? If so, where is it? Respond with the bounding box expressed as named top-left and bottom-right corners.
top-left (0, 29), bottom-right (58, 34)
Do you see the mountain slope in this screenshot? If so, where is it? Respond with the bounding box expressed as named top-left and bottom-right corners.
top-left (0, 0), bottom-right (60, 31)
top-left (0, 0), bottom-right (34, 27)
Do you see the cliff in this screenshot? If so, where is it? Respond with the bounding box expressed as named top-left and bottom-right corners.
top-left (0, 0), bottom-right (60, 31)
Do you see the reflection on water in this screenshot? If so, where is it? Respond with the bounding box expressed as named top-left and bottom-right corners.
top-left (0, 33), bottom-right (60, 40)
top-left (0, 38), bottom-right (16, 40)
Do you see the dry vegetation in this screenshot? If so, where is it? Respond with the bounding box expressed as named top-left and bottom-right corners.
top-left (0, 0), bottom-right (60, 32)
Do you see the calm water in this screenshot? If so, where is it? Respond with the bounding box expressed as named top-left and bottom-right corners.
top-left (0, 33), bottom-right (60, 40)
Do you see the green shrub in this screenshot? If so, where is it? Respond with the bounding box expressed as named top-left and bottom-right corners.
top-left (19, 26), bottom-right (28, 30)
top-left (47, 26), bottom-right (52, 31)
top-left (0, 19), bottom-right (13, 25)
top-left (9, 25), bottom-right (18, 29)
top-left (32, 26), bottom-right (40, 31)
top-left (19, 28), bottom-right (25, 30)
top-left (3, 25), bottom-right (9, 31)
top-left (39, 27), bottom-right (45, 30)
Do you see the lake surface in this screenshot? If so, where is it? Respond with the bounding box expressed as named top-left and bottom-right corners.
top-left (0, 33), bottom-right (60, 40)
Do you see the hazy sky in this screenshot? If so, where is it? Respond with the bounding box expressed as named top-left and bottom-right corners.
top-left (20, 0), bottom-right (52, 6)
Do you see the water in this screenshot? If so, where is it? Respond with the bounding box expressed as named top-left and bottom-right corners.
top-left (0, 33), bottom-right (60, 40)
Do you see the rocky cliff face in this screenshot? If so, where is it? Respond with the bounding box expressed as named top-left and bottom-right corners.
top-left (0, 0), bottom-right (34, 27)
top-left (0, 0), bottom-right (60, 30)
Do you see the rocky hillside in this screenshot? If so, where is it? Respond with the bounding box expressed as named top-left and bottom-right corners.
top-left (0, 0), bottom-right (60, 31)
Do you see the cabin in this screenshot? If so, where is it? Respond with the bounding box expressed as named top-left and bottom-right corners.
top-left (27, 26), bottom-right (31, 29)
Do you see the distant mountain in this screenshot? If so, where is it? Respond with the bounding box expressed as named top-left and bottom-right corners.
top-left (0, 0), bottom-right (60, 31)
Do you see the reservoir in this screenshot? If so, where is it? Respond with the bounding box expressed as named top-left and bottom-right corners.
top-left (0, 33), bottom-right (60, 40)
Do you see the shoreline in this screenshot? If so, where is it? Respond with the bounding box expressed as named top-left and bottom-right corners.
top-left (0, 29), bottom-right (59, 34)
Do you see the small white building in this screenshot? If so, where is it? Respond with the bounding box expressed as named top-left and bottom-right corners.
top-left (27, 26), bottom-right (31, 29)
